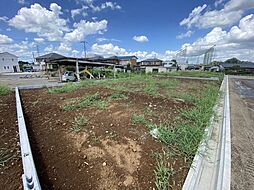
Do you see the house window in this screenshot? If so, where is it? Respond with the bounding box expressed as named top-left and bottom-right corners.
top-left (12, 59), bottom-right (14, 61)
top-left (7, 66), bottom-right (9, 69)
top-left (4, 66), bottom-right (6, 69)
top-left (2, 58), bottom-right (4, 61)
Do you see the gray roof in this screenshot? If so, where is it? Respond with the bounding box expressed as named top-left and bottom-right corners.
top-left (107, 55), bottom-right (138, 60)
top-left (141, 58), bottom-right (163, 62)
top-left (0, 52), bottom-right (18, 58)
top-left (220, 63), bottom-right (254, 69)
top-left (36, 53), bottom-right (66, 61)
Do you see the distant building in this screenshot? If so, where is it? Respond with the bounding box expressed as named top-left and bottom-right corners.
top-left (220, 63), bottom-right (254, 74)
top-left (140, 58), bottom-right (163, 66)
top-left (138, 59), bottom-right (180, 73)
top-left (36, 53), bottom-right (66, 71)
top-left (0, 52), bottom-right (19, 73)
top-left (105, 56), bottom-right (138, 67)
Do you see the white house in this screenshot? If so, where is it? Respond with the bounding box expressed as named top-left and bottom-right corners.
top-left (0, 52), bottom-right (19, 73)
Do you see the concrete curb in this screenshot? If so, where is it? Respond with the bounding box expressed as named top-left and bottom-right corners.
top-left (182, 75), bottom-right (231, 190)
top-left (216, 75), bottom-right (231, 189)
top-left (16, 83), bottom-right (74, 189)
top-left (173, 76), bottom-right (220, 81)
top-left (18, 83), bottom-right (64, 90)
top-left (15, 87), bottom-right (41, 190)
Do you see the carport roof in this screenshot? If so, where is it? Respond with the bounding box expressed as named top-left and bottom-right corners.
top-left (49, 57), bottom-right (123, 68)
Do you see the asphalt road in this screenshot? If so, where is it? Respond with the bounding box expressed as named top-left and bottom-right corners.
top-left (0, 72), bottom-right (59, 88)
top-left (229, 76), bottom-right (254, 190)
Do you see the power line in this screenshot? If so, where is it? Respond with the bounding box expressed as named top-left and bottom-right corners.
top-left (80, 41), bottom-right (88, 58)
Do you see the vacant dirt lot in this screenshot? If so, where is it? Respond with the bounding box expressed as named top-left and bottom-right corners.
top-left (0, 93), bottom-right (22, 190)
top-left (230, 77), bottom-right (254, 190)
top-left (19, 77), bottom-right (218, 190)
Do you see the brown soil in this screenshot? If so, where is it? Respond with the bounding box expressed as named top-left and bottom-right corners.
top-left (0, 93), bottom-right (23, 190)
top-left (20, 81), bottom-right (203, 190)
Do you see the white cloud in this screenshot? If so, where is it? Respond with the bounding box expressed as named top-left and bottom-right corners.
top-left (215, 0), bottom-right (225, 7)
top-left (34, 38), bottom-right (45, 43)
top-left (96, 37), bottom-right (107, 42)
top-left (133, 35), bottom-right (149, 43)
top-left (180, 0), bottom-right (254, 29)
top-left (90, 43), bottom-right (176, 61)
top-left (91, 43), bottom-right (128, 56)
top-left (180, 4), bottom-right (207, 28)
top-left (96, 37), bottom-right (121, 43)
top-left (58, 42), bottom-right (72, 53)
top-left (9, 3), bottom-right (69, 41)
top-left (101, 2), bottom-right (121, 10)
top-left (176, 30), bottom-right (194, 39)
top-left (82, 0), bottom-right (121, 12)
top-left (64, 19), bottom-right (107, 42)
top-left (71, 6), bottom-right (88, 19)
top-left (44, 45), bottom-right (54, 53)
top-left (179, 14), bottom-right (254, 61)
top-left (17, 0), bottom-right (25, 4)
top-left (72, 49), bottom-right (79, 56)
top-left (0, 16), bottom-right (8, 22)
top-left (0, 34), bottom-right (13, 44)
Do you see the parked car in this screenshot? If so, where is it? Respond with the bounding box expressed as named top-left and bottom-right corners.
top-left (62, 71), bottom-right (77, 82)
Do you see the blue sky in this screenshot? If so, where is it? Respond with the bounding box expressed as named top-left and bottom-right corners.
top-left (0, 0), bottom-right (254, 62)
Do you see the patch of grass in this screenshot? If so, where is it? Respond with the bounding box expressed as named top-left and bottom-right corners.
top-left (71, 114), bottom-right (89, 133)
top-left (108, 92), bottom-right (128, 100)
top-left (159, 71), bottom-right (224, 80)
top-left (48, 80), bottom-right (93, 94)
top-left (144, 85), bottom-right (158, 96)
top-left (0, 85), bottom-right (11, 96)
top-left (63, 92), bottom-right (100, 110)
top-left (144, 107), bottom-right (158, 118)
top-left (157, 84), bottom-right (220, 159)
top-left (95, 100), bottom-right (109, 109)
top-left (154, 153), bottom-right (173, 190)
top-left (131, 114), bottom-right (149, 125)
top-left (168, 92), bottom-right (197, 103)
top-left (112, 86), bottom-right (130, 92)
top-left (157, 79), bottom-right (179, 89)
top-left (0, 148), bottom-right (17, 167)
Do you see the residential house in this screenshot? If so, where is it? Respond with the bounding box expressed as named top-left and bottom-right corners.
top-left (220, 62), bottom-right (254, 74)
top-left (140, 58), bottom-right (163, 66)
top-left (139, 58), bottom-right (168, 73)
top-left (0, 52), bottom-right (19, 73)
top-left (36, 53), bottom-right (66, 71)
top-left (106, 56), bottom-right (138, 67)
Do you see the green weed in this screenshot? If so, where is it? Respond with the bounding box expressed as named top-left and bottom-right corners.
top-left (168, 92), bottom-right (197, 103)
top-left (95, 100), bottom-right (109, 109)
top-left (154, 153), bottom-right (173, 190)
top-left (157, 84), bottom-right (219, 159)
top-left (63, 93), bottom-right (100, 110)
top-left (144, 85), bottom-right (158, 96)
top-left (157, 79), bottom-right (179, 89)
top-left (131, 114), bottom-right (148, 125)
top-left (108, 92), bottom-right (128, 100)
top-left (0, 85), bottom-right (11, 96)
top-left (48, 80), bottom-right (93, 94)
top-left (72, 114), bottom-right (89, 133)
top-left (0, 148), bottom-right (17, 167)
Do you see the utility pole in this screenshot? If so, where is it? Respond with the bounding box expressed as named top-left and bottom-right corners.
top-left (32, 52), bottom-right (35, 63)
top-left (36, 44), bottom-right (40, 57)
top-left (81, 41), bottom-right (88, 58)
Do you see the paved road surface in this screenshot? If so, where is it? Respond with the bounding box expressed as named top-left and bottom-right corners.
top-left (0, 72), bottom-right (58, 88)
top-left (229, 76), bottom-right (254, 190)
